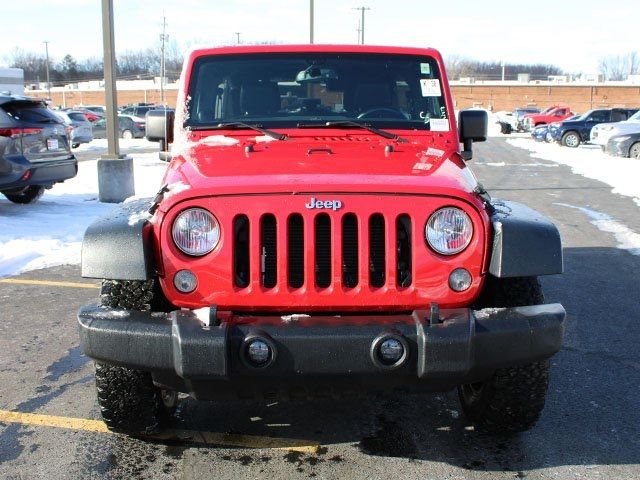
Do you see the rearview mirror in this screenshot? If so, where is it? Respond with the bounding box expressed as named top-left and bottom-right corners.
top-left (458, 109), bottom-right (487, 161)
top-left (295, 66), bottom-right (338, 84)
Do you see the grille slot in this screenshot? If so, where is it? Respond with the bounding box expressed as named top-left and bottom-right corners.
top-left (396, 215), bottom-right (412, 287)
top-left (260, 214), bottom-right (277, 288)
top-left (342, 214), bottom-right (359, 288)
top-left (287, 214), bottom-right (305, 288)
top-left (369, 214), bottom-right (386, 288)
top-left (315, 213), bottom-right (332, 288)
top-left (233, 215), bottom-right (250, 288)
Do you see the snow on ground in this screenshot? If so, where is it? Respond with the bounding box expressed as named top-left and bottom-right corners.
top-left (73, 138), bottom-right (159, 153)
top-left (555, 203), bottom-right (640, 255)
top-left (506, 138), bottom-right (640, 206)
top-left (0, 150), bottom-right (167, 277)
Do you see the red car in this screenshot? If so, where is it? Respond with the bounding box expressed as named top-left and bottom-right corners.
top-left (79, 45), bottom-right (565, 437)
top-left (523, 105), bottom-right (573, 131)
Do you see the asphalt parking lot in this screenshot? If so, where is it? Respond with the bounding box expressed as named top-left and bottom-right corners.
top-left (1, 137), bottom-right (639, 479)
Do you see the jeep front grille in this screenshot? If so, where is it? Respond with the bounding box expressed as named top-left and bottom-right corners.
top-left (233, 212), bottom-right (414, 290)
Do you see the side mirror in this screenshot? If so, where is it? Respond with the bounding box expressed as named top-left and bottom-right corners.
top-left (458, 109), bottom-right (487, 161)
top-left (145, 109), bottom-right (175, 150)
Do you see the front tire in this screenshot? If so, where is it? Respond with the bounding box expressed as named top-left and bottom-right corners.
top-left (94, 279), bottom-right (177, 434)
top-left (458, 276), bottom-right (550, 433)
top-left (629, 142), bottom-right (640, 159)
top-left (3, 185), bottom-right (45, 204)
top-left (562, 131), bottom-right (581, 148)
top-left (122, 129), bottom-right (134, 139)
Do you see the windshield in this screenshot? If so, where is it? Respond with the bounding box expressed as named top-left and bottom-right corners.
top-left (628, 110), bottom-right (640, 122)
top-left (186, 53), bottom-right (449, 131)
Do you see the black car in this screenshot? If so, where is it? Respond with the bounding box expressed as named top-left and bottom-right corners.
top-left (92, 115), bottom-right (146, 139)
top-left (606, 132), bottom-right (640, 159)
top-left (553, 108), bottom-right (638, 147)
top-left (0, 95), bottom-right (77, 203)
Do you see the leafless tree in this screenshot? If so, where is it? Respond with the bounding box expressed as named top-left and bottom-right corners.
top-left (598, 51), bottom-right (640, 80)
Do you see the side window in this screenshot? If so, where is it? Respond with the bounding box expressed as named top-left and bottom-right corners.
top-left (95, 119), bottom-right (106, 127)
top-left (588, 110), bottom-right (609, 123)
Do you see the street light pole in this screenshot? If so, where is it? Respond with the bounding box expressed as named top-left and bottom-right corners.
top-left (43, 41), bottom-right (51, 100)
top-left (98, 0), bottom-right (135, 203)
top-left (235, 32), bottom-right (241, 44)
top-left (353, 7), bottom-right (370, 45)
top-left (160, 15), bottom-right (168, 104)
top-left (309, 0), bottom-right (314, 44)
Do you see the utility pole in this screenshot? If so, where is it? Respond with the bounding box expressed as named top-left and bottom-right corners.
top-left (353, 7), bottom-right (370, 44)
top-left (160, 15), bottom-right (168, 104)
top-left (309, 0), bottom-right (314, 44)
top-left (235, 32), bottom-right (242, 44)
top-left (501, 60), bottom-right (506, 82)
top-left (98, 0), bottom-right (134, 203)
top-left (43, 41), bottom-right (51, 100)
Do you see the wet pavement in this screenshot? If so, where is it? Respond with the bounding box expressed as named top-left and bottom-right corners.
top-left (1, 138), bottom-right (639, 479)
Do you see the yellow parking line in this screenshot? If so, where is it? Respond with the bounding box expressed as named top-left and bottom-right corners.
top-left (0, 410), bottom-right (319, 453)
top-left (0, 278), bottom-right (100, 289)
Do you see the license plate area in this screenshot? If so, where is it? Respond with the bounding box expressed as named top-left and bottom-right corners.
top-left (46, 138), bottom-right (59, 150)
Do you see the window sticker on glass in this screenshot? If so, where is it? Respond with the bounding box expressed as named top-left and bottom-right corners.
top-left (420, 63), bottom-right (431, 75)
top-left (420, 79), bottom-right (441, 97)
top-left (429, 118), bottom-right (449, 131)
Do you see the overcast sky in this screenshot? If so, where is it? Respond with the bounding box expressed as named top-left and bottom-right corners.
top-left (0, 0), bottom-right (635, 74)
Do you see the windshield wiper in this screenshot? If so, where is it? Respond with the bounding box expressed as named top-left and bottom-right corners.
top-left (192, 122), bottom-right (287, 140)
top-left (298, 121), bottom-right (408, 143)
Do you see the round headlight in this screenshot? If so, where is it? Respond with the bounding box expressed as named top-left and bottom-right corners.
top-left (172, 208), bottom-right (220, 256)
top-left (426, 207), bottom-right (473, 255)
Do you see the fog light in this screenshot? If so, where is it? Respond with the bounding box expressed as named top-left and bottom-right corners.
top-left (247, 339), bottom-right (271, 366)
top-left (174, 269), bottom-right (197, 293)
top-left (379, 338), bottom-right (404, 365)
top-left (449, 268), bottom-right (472, 292)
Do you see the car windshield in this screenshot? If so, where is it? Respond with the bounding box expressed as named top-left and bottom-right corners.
top-left (628, 110), bottom-right (640, 122)
top-left (186, 52), bottom-right (449, 131)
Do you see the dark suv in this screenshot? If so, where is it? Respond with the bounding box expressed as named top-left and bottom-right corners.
top-left (0, 95), bottom-right (77, 203)
top-left (552, 108), bottom-right (638, 147)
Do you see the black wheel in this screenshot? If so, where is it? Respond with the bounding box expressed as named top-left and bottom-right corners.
top-left (458, 276), bottom-right (550, 433)
top-left (629, 142), bottom-right (640, 159)
top-left (72, 143), bottom-right (80, 148)
top-left (562, 131), bottom-right (581, 148)
top-left (122, 129), bottom-right (134, 139)
top-left (94, 279), bottom-right (177, 434)
top-left (3, 185), bottom-right (45, 204)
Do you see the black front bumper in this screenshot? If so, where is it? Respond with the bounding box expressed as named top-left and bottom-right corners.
top-left (78, 304), bottom-right (565, 399)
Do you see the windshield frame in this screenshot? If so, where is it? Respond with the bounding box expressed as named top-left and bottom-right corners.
top-left (184, 51), bottom-right (452, 133)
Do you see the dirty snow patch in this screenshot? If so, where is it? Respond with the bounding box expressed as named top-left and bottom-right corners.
top-left (555, 203), bottom-right (640, 255)
top-left (254, 135), bottom-right (278, 143)
top-left (507, 138), bottom-right (640, 205)
top-left (281, 314), bottom-right (311, 323)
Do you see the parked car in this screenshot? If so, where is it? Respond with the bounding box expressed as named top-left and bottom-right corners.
top-left (83, 105), bottom-right (106, 116)
top-left (0, 94), bottom-right (77, 203)
top-left (522, 105), bottom-right (573, 131)
top-left (531, 123), bottom-right (550, 142)
top-left (54, 110), bottom-right (93, 148)
top-left (590, 110), bottom-right (640, 150)
top-left (69, 107), bottom-right (101, 123)
top-left (78, 44), bottom-right (565, 437)
top-left (551, 108), bottom-right (638, 147)
top-left (92, 115), bottom-right (145, 139)
top-left (606, 132), bottom-right (640, 159)
top-left (495, 107), bottom-right (541, 134)
top-left (118, 105), bottom-right (158, 125)
top-left (546, 114), bottom-right (581, 142)
top-left (514, 107), bottom-right (541, 132)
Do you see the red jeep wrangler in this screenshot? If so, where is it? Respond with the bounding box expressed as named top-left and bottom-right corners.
top-left (79, 45), bottom-right (565, 435)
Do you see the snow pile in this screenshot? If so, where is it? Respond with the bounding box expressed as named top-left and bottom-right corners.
top-left (0, 152), bottom-right (167, 277)
top-left (506, 138), bottom-right (640, 205)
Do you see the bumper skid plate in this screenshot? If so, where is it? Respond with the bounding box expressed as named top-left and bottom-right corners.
top-left (78, 304), bottom-right (565, 387)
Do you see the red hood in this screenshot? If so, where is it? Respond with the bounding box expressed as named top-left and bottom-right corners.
top-left (159, 131), bottom-right (482, 211)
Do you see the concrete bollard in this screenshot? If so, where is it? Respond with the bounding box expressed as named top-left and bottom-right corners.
top-left (97, 157), bottom-right (135, 203)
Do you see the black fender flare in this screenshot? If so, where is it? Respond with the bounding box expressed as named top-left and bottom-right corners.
top-left (488, 200), bottom-right (563, 278)
top-left (81, 198), bottom-right (155, 280)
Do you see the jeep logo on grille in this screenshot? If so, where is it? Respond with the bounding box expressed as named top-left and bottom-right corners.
top-left (305, 197), bottom-right (343, 211)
